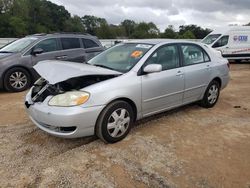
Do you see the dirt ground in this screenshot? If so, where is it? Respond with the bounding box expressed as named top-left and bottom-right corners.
top-left (0, 63), bottom-right (250, 188)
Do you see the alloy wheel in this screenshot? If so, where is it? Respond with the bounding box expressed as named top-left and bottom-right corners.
top-left (107, 108), bottom-right (130, 138)
top-left (9, 71), bottom-right (28, 90)
top-left (208, 84), bottom-right (219, 104)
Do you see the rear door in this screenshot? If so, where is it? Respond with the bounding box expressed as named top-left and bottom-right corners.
top-left (31, 38), bottom-right (62, 65)
top-left (82, 38), bottom-right (104, 61)
top-left (141, 44), bottom-right (185, 116)
top-left (59, 37), bottom-right (86, 63)
top-left (180, 43), bottom-right (212, 104)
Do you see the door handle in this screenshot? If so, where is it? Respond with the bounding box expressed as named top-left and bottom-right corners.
top-left (176, 71), bottom-right (184, 76)
top-left (55, 55), bottom-right (67, 60)
top-left (206, 64), bottom-right (211, 71)
top-left (61, 55), bottom-right (68, 59)
top-left (55, 56), bottom-right (63, 60)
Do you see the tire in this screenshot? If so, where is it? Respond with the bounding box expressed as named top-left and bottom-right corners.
top-left (96, 100), bottom-right (134, 143)
top-left (235, 59), bottom-right (242, 63)
top-left (3, 67), bottom-right (31, 92)
top-left (199, 80), bottom-right (220, 108)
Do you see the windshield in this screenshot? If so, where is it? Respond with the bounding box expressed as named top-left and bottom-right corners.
top-left (201, 34), bottom-right (221, 45)
top-left (0, 37), bottom-right (38, 53)
top-left (88, 43), bottom-right (153, 73)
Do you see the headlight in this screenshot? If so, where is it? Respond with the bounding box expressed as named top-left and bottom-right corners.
top-left (48, 91), bottom-right (90, 107)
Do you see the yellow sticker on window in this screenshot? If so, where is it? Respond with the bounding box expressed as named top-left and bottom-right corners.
top-left (131, 51), bottom-right (143, 58)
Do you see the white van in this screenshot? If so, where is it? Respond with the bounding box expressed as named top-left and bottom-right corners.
top-left (201, 26), bottom-right (250, 61)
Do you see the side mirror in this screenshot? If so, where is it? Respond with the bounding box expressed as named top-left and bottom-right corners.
top-left (143, 64), bottom-right (162, 74)
top-left (32, 48), bottom-right (44, 55)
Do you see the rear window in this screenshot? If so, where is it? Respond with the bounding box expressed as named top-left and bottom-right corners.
top-left (82, 38), bottom-right (99, 48)
top-left (181, 44), bottom-right (210, 65)
top-left (61, 38), bottom-right (80, 50)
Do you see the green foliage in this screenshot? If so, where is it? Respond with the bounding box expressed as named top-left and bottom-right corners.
top-left (81, 15), bottom-right (107, 35)
top-left (121, 19), bottom-right (136, 38)
top-left (64, 16), bottom-right (85, 32)
top-left (9, 16), bottom-right (28, 36)
top-left (0, 0), bottom-right (84, 37)
top-left (161, 25), bottom-right (178, 39)
top-left (132, 22), bottom-right (159, 39)
top-left (178, 30), bottom-right (196, 39)
top-left (179, 24), bottom-right (211, 39)
top-left (0, 0), bottom-right (212, 39)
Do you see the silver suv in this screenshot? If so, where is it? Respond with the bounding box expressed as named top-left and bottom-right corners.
top-left (0, 33), bottom-right (104, 92)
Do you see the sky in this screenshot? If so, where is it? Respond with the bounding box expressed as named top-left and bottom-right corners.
top-left (49, 0), bottom-right (249, 31)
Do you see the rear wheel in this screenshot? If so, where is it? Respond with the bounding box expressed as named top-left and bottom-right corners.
top-left (235, 59), bottom-right (242, 63)
top-left (4, 67), bottom-right (31, 92)
top-left (96, 100), bottom-right (134, 143)
top-left (199, 80), bottom-right (220, 108)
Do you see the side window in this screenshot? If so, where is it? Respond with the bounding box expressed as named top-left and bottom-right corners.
top-left (212, 35), bottom-right (229, 48)
top-left (82, 38), bottom-right (99, 48)
top-left (61, 38), bottom-right (80, 50)
top-left (33, 38), bottom-right (58, 53)
top-left (181, 44), bottom-right (210, 65)
top-left (145, 45), bottom-right (180, 70)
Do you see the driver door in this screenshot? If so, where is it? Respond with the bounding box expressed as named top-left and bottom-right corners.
top-left (31, 38), bottom-right (62, 66)
top-left (212, 35), bottom-right (230, 55)
top-left (141, 44), bottom-right (185, 117)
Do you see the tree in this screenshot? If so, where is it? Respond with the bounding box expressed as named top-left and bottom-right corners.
top-left (132, 22), bottom-right (160, 39)
top-left (64, 15), bottom-right (85, 32)
top-left (0, 0), bottom-right (214, 39)
top-left (95, 23), bottom-right (116, 39)
top-left (81, 15), bottom-right (107, 35)
top-left (9, 16), bottom-right (27, 36)
top-left (161, 25), bottom-right (177, 39)
top-left (179, 30), bottom-right (196, 39)
top-left (121, 19), bottom-right (136, 38)
top-left (179, 24), bottom-right (211, 39)
top-left (0, 0), bottom-right (13, 13)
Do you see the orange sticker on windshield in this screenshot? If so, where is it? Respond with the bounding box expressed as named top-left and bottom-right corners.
top-left (131, 51), bottom-right (143, 58)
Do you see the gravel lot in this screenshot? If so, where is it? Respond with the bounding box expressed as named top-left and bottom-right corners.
top-left (0, 63), bottom-right (250, 188)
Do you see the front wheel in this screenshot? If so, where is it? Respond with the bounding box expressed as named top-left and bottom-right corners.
top-left (199, 80), bottom-right (220, 108)
top-left (96, 101), bottom-right (134, 143)
top-left (4, 67), bottom-right (31, 92)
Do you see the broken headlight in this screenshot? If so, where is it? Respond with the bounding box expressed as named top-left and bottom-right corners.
top-left (48, 91), bottom-right (90, 107)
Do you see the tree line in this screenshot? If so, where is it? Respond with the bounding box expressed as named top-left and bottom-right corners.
top-left (0, 0), bottom-right (213, 39)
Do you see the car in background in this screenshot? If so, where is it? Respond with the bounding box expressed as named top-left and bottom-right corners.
top-left (25, 40), bottom-right (230, 143)
top-left (201, 26), bottom-right (250, 62)
top-left (0, 33), bottom-right (104, 92)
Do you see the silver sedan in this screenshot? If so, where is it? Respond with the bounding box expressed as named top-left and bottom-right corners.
top-left (25, 40), bottom-right (230, 143)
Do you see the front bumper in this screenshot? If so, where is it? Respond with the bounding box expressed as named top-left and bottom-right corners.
top-left (25, 90), bottom-right (105, 138)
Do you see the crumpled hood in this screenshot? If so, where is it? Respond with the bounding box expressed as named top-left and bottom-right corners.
top-left (34, 60), bottom-right (122, 84)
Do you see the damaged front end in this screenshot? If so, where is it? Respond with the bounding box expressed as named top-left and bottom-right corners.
top-left (25, 61), bottom-right (122, 108)
top-left (30, 75), bottom-right (118, 104)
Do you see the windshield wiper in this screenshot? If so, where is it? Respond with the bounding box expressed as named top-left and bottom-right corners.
top-left (0, 51), bottom-right (13, 53)
top-left (93, 64), bottom-right (116, 71)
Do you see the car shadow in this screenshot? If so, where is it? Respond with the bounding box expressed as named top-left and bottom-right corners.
top-left (133, 103), bottom-right (198, 129)
top-left (230, 60), bottom-right (250, 64)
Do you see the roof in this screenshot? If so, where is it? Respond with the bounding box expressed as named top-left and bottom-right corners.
top-left (211, 26), bottom-right (250, 34)
top-left (26, 33), bottom-right (97, 39)
top-left (125, 39), bottom-right (199, 45)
